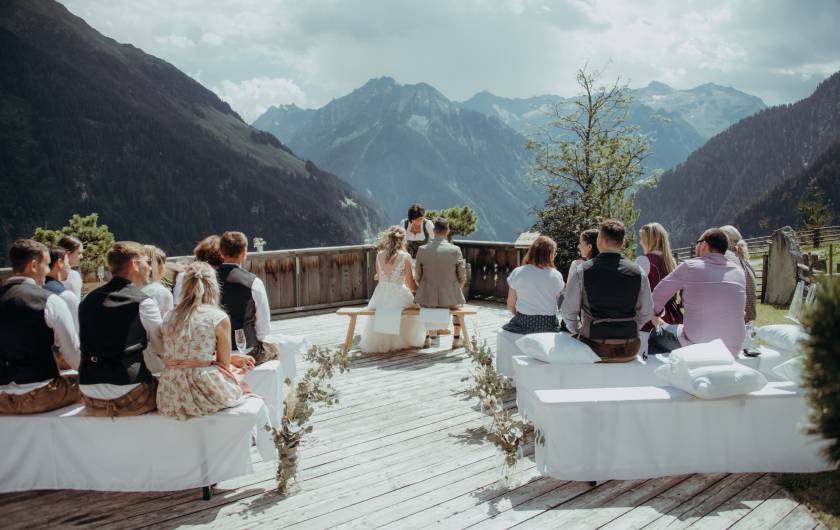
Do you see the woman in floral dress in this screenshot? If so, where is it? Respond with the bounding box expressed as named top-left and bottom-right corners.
top-left (157, 261), bottom-right (252, 420)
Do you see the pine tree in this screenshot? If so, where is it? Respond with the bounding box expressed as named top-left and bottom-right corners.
top-left (426, 205), bottom-right (478, 241)
top-left (33, 213), bottom-right (115, 273)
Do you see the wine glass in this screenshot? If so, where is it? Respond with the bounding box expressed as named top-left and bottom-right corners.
top-left (96, 265), bottom-right (105, 283)
top-left (235, 329), bottom-right (247, 355)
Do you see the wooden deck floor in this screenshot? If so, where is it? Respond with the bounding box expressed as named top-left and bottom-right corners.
top-left (2, 301), bottom-right (824, 529)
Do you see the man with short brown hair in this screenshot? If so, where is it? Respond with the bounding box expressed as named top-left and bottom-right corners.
top-left (0, 239), bottom-right (81, 414)
top-left (217, 231), bottom-right (281, 364)
top-left (78, 241), bottom-right (163, 416)
top-left (45, 246), bottom-right (79, 331)
top-left (561, 219), bottom-right (653, 362)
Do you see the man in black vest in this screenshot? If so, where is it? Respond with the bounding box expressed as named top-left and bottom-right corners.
top-left (0, 239), bottom-right (81, 414)
top-left (217, 231), bottom-right (278, 365)
top-left (561, 219), bottom-right (653, 362)
top-left (78, 241), bottom-right (163, 416)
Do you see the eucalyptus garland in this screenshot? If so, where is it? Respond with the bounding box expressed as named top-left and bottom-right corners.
top-left (464, 334), bottom-right (534, 477)
top-left (265, 345), bottom-right (352, 494)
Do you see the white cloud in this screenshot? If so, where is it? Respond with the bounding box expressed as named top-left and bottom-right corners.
top-left (200, 32), bottom-right (224, 46)
top-left (212, 77), bottom-right (307, 122)
top-left (154, 34), bottom-right (195, 49)
top-left (60, 0), bottom-right (840, 111)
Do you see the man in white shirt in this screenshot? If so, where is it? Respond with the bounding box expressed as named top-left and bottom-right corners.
top-left (78, 241), bottom-right (163, 416)
top-left (216, 231), bottom-right (279, 364)
top-left (0, 239), bottom-right (81, 414)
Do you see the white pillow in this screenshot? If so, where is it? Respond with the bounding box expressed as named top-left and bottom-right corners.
top-left (668, 339), bottom-right (734, 370)
top-left (655, 362), bottom-right (767, 399)
top-left (756, 324), bottom-right (808, 353)
top-left (773, 356), bottom-right (804, 385)
top-left (515, 332), bottom-right (600, 364)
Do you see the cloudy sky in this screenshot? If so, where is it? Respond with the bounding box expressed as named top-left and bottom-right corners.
top-left (61, 0), bottom-right (840, 122)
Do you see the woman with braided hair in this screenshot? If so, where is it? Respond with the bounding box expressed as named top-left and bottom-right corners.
top-left (360, 225), bottom-right (427, 353)
top-left (157, 261), bottom-right (252, 420)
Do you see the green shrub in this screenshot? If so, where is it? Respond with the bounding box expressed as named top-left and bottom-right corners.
top-left (802, 277), bottom-right (840, 466)
top-left (426, 205), bottom-right (478, 240)
top-left (33, 213), bottom-right (115, 273)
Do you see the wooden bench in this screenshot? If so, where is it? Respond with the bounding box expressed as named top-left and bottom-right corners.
top-left (335, 306), bottom-right (478, 352)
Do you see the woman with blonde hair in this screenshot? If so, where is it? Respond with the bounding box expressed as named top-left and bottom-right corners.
top-left (637, 223), bottom-right (682, 331)
top-left (503, 235), bottom-right (565, 334)
top-left (360, 225), bottom-right (426, 353)
top-left (720, 225), bottom-right (757, 322)
top-left (157, 261), bottom-right (251, 420)
top-left (142, 245), bottom-right (174, 318)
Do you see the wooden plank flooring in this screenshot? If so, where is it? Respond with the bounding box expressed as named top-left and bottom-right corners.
top-left (1, 301), bottom-right (824, 529)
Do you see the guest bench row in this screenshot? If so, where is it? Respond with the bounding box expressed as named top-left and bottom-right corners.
top-left (335, 306), bottom-right (478, 352)
top-left (0, 360), bottom-right (289, 498)
top-left (497, 330), bottom-right (834, 482)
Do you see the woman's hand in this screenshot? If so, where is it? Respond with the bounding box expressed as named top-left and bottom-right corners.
top-left (230, 353), bottom-right (255, 371)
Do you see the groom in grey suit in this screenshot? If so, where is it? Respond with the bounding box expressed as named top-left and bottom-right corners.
top-left (414, 217), bottom-right (467, 348)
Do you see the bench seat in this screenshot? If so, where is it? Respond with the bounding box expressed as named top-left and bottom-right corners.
top-left (336, 306), bottom-right (478, 352)
top-left (512, 355), bottom-right (833, 482)
top-left (0, 396), bottom-right (275, 494)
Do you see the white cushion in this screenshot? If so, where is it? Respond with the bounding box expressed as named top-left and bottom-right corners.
top-left (773, 356), bottom-right (804, 385)
top-left (514, 332), bottom-right (600, 364)
top-left (655, 362), bottom-right (768, 399)
top-left (668, 339), bottom-right (734, 370)
top-left (757, 324), bottom-right (808, 353)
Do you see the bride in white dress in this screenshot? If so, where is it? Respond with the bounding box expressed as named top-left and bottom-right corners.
top-left (361, 226), bottom-right (427, 353)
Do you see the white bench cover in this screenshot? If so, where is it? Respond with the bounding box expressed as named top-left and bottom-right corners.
top-left (244, 360), bottom-right (287, 425)
top-left (512, 355), bottom-right (833, 481)
top-left (0, 396), bottom-right (275, 493)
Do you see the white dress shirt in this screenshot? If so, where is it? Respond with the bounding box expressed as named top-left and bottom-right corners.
top-left (142, 281), bottom-right (174, 318)
top-left (63, 269), bottom-right (83, 299)
top-left (79, 297), bottom-right (164, 400)
top-left (58, 289), bottom-right (80, 332)
top-left (0, 277), bottom-right (80, 395)
top-left (173, 271), bottom-right (185, 304)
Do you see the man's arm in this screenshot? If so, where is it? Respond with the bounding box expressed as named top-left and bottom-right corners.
top-left (139, 298), bottom-right (165, 373)
top-left (455, 257), bottom-right (466, 286)
top-left (414, 248), bottom-right (424, 283)
top-left (635, 273), bottom-right (654, 330)
top-left (44, 294), bottom-right (80, 369)
top-left (252, 278), bottom-right (271, 341)
top-left (560, 263), bottom-right (583, 335)
top-left (60, 290), bottom-right (80, 332)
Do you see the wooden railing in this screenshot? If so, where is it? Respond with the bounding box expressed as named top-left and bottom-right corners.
top-left (0, 240), bottom-right (526, 314)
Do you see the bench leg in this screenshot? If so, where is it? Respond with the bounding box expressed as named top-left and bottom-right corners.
top-left (343, 315), bottom-right (358, 353)
top-left (202, 485), bottom-right (213, 500)
top-left (457, 313), bottom-right (470, 346)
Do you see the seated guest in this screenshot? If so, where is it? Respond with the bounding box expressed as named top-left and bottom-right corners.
top-left (142, 245), bottom-right (174, 318)
top-left (174, 235), bottom-right (222, 304)
top-left (158, 262), bottom-right (249, 420)
top-left (45, 245), bottom-right (80, 332)
top-left (78, 242), bottom-right (164, 416)
top-left (503, 235), bottom-right (565, 334)
top-left (217, 231), bottom-right (280, 364)
top-left (636, 223), bottom-right (682, 331)
top-left (720, 225), bottom-right (757, 323)
top-left (561, 219), bottom-right (653, 362)
top-left (402, 203), bottom-right (435, 259)
top-left (649, 228), bottom-right (747, 356)
top-left (58, 235), bottom-right (84, 298)
top-left (565, 228), bottom-right (600, 290)
top-left (0, 239), bottom-right (80, 414)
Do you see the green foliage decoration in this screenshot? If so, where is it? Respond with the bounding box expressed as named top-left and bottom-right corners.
top-left (33, 213), bottom-right (115, 273)
top-left (265, 345), bottom-right (352, 494)
top-left (426, 205), bottom-right (478, 240)
top-left (802, 278), bottom-right (840, 466)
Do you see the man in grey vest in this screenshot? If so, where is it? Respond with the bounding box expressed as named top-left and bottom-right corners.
top-left (414, 218), bottom-right (467, 349)
top-left (0, 239), bottom-right (80, 414)
top-left (561, 219), bottom-right (653, 362)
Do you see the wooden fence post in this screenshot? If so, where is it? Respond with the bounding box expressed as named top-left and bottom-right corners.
top-left (761, 254), bottom-right (769, 304)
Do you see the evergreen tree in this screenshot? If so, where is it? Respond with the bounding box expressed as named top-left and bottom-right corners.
top-left (425, 205), bottom-right (478, 241)
top-left (528, 66), bottom-right (650, 264)
top-left (33, 213), bottom-right (115, 273)
top-left (798, 177), bottom-right (833, 230)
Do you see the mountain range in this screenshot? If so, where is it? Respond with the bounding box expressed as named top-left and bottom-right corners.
top-left (0, 0), bottom-right (381, 265)
top-left (636, 71), bottom-right (840, 246)
top-left (255, 79), bottom-right (766, 240)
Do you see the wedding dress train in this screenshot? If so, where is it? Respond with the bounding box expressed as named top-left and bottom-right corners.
top-left (360, 251), bottom-right (426, 353)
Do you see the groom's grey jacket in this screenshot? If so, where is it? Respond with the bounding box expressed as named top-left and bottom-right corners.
top-left (413, 236), bottom-right (466, 307)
